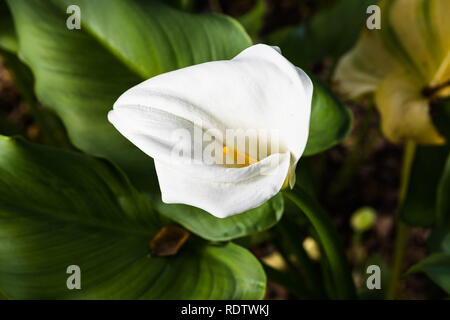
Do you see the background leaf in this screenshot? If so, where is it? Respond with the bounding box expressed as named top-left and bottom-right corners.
top-left (412, 228), bottom-right (450, 296)
top-left (304, 77), bottom-right (353, 156)
top-left (428, 229), bottom-right (450, 254)
top-left (0, 136), bottom-right (265, 299)
top-left (267, 0), bottom-right (377, 69)
top-left (407, 253), bottom-right (450, 295)
top-left (237, 0), bottom-right (267, 39)
top-left (400, 146), bottom-right (448, 226)
top-left (0, 0), bottom-right (17, 54)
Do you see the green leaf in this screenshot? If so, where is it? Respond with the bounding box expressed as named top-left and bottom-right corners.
top-left (0, 1), bottom-right (17, 53)
top-left (155, 193), bottom-right (284, 242)
top-left (400, 146), bottom-right (448, 226)
top-left (437, 153), bottom-right (450, 228)
top-left (0, 136), bottom-right (265, 299)
top-left (308, 0), bottom-right (377, 61)
top-left (407, 253), bottom-right (450, 295)
top-left (427, 228), bottom-right (450, 254)
top-left (304, 77), bottom-right (353, 156)
top-left (267, 25), bottom-right (310, 68)
top-left (267, 0), bottom-right (377, 69)
top-left (237, 0), bottom-right (267, 39)
top-left (7, 0), bottom-right (251, 194)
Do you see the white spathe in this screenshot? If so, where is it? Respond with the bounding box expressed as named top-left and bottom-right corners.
top-left (108, 44), bottom-right (313, 218)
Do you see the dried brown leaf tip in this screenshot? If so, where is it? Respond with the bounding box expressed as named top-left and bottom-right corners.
top-left (150, 225), bottom-right (190, 257)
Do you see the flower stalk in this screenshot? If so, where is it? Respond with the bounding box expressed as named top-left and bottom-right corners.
top-left (284, 190), bottom-right (356, 299)
top-left (387, 140), bottom-right (416, 299)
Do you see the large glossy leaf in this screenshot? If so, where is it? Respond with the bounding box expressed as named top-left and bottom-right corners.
top-left (7, 0), bottom-right (252, 195)
top-left (154, 193), bottom-right (284, 241)
top-left (0, 136), bottom-right (265, 299)
top-left (406, 253), bottom-right (450, 294)
top-left (304, 77), bottom-right (353, 156)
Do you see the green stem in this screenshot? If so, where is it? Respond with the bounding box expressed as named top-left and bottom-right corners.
top-left (386, 140), bottom-right (416, 300)
top-left (284, 190), bottom-right (356, 299)
top-left (275, 221), bottom-right (325, 298)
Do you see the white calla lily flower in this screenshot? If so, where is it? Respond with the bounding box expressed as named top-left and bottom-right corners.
top-left (108, 44), bottom-right (313, 218)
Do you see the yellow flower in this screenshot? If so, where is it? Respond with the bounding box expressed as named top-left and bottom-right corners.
top-left (334, 0), bottom-right (450, 145)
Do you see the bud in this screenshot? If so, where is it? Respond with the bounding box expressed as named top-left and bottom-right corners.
top-left (350, 207), bottom-right (376, 233)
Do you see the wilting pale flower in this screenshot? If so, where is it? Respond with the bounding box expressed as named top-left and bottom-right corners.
top-left (108, 44), bottom-right (312, 218)
top-left (334, 0), bottom-right (450, 145)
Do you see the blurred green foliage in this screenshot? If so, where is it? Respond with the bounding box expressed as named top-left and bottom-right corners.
top-left (267, 0), bottom-right (377, 70)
